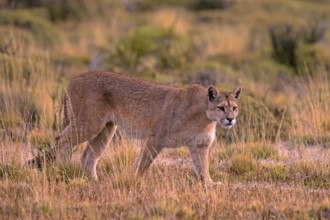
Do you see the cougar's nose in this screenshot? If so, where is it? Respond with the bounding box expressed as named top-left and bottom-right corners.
top-left (226, 117), bottom-right (234, 123)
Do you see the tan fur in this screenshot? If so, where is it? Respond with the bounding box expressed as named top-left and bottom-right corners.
top-left (55, 71), bottom-right (242, 184)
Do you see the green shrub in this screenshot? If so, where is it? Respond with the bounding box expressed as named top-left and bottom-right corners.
top-left (269, 19), bottom-right (328, 72)
top-left (0, 9), bottom-right (61, 47)
top-left (269, 25), bottom-right (299, 68)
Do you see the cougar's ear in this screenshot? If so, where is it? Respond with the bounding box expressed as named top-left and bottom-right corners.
top-left (233, 86), bottom-right (242, 100)
top-left (207, 86), bottom-right (218, 101)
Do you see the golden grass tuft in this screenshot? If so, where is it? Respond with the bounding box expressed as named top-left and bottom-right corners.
top-left (263, 163), bottom-right (287, 181)
top-left (249, 142), bottom-right (278, 160)
top-left (289, 73), bottom-right (330, 139)
top-left (228, 154), bottom-right (257, 175)
top-left (217, 142), bottom-right (278, 161)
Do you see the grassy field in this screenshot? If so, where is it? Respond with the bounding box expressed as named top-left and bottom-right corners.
top-left (0, 0), bottom-right (330, 219)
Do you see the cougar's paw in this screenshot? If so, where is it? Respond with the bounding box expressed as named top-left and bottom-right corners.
top-left (204, 181), bottom-right (223, 188)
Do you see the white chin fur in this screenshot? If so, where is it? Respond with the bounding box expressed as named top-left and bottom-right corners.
top-left (220, 124), bottom-right (233, 129)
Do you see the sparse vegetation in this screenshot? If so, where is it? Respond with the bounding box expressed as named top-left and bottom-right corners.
top-left (0, 0), bottom-right (330, 219)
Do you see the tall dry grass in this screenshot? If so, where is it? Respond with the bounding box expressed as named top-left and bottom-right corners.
top-left (288, 72), bottom-right (330, 146)
top-left (0, 138), bottom-right (329, 219)
top-left (0, 36), bottom-right (61, 130)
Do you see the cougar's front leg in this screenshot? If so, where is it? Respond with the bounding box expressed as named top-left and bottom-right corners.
top-left (132, 136), bottom-right (162, 175)
top-left (188, 144), bottom-right (217, 185)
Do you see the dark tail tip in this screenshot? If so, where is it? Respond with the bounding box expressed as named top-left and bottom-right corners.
top-left (25, 148), bottom-right (56, 170)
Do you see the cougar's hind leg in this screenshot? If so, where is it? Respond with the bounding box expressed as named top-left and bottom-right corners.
top-left (82, 122), bottom-right (117, 181)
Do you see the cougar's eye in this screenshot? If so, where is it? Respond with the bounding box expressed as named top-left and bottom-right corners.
top-left (218, 106), bottom-right (225, 112)
top-left (233, 106), bottom-right (237, 111)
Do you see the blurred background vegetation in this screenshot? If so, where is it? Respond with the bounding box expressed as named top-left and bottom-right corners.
top-left (0, 0), bottom-right (330, 146)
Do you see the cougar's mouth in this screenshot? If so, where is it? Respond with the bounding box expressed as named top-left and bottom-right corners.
top-left (220, 118), bottom-right (236, 129)
top-left (221, 124), bottom-right (234, 129)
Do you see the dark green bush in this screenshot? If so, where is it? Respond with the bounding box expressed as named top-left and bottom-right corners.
top-left (47, 0), bottom-right (89, 22)
top-left (189, 0), bottom-right (234, 10)
top-left (5, 0), bottom-right (47, 8)
top-left (269, 19), bottom-right (328, 72)
top-left (4, 0), bottom-right (110, 22)
top-left (269, 25), bottom-right (299, 68)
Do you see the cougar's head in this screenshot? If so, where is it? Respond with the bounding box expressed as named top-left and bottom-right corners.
top-left (206, 86), bottom-right (242, 129)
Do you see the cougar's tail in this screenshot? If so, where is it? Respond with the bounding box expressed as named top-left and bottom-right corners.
top-left (25, 92), bottom-right (71, 169)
